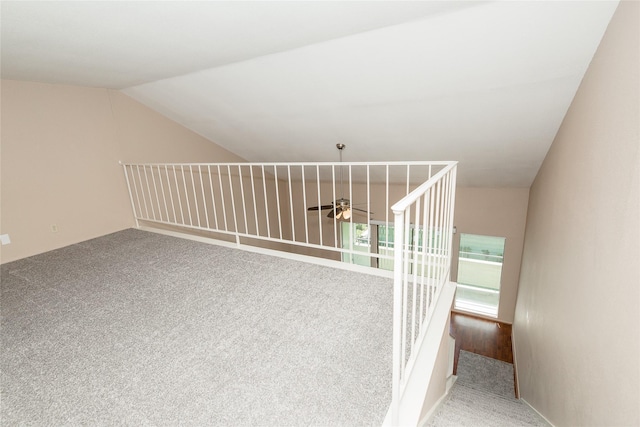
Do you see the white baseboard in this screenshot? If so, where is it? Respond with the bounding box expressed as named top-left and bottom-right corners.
top-left (137, 225), bottom-right (393, 279)
top-left (417, 375), bottom-right (457, 427)
top-left (451, 308), bottom-right (513, 325)
top-left (446, 373), bottom-right (457, 393)
top-left (520, 397), bottom-right (555, 427)
top-left (511, 328), bottom-right (520, 398)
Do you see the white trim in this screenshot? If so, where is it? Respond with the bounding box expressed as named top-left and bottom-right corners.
top-left (511, 327), bottom-right (520, 399)
top-left (451, 308), bottom-right (513, 325)
top-left (139, 217), bottom-right (394, 259)
top-left (417, 376), bottom-right (457, 427)
top-left (122, 160), bottom-right (456, 168)
top-left (452, 305), bottom-right (499, 319)
top-left (458, 256), bottom-right (503, 266)
top-left (520, 398), bottom-right (556, 427)
top-left (391, 165), bottom-right (456, 212)
top-left (137, 225), bottom-right (394, 280)
top-left (447, 335), bottom-right (455, 382)
top-left (383, 281), bottom-right (457, 426)
top-left (456, 283), bottom-right (500, 294)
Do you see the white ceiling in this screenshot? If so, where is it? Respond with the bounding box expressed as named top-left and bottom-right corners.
top-left (1, 1), bottom-right (619, 187)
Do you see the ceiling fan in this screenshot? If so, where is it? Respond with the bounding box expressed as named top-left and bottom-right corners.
top-left (307, 144), bottom-right (373, 220)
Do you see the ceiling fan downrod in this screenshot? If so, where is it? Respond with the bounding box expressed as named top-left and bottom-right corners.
top-left (306, 143), bottom-right (372, 220)
top-left (337, 143), bottom-right (345, 202)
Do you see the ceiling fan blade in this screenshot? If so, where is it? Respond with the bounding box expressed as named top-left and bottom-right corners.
top-left (351, 207), bottom-right (373, 214)
top-left (327, 209), bottom-right (336, 219)
top-left (307, 204), bottom-right (334, 211)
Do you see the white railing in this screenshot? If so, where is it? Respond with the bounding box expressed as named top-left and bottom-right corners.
top-left (121, 160), bottom-right (457, 424)
top-left (390, 163), bottom-right (457, 424)
top-left (121, 161), bottom-right (452, 263)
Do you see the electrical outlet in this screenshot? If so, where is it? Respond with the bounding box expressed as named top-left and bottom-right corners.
top-left (0, 234), bottom-right (11, 245)
top-left (51, 225), bottom-right (59, 233)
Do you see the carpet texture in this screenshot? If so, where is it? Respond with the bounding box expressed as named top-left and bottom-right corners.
top-left (1, 229), bottom-right (394, 426)
top-left (428, 350), bottom-right (549, 426)
top-left (427, 383), bottom-right (548, 427)
top-left (456, 350), bottom-right (515, 399)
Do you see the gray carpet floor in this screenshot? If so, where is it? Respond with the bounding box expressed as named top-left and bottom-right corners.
top-left (428, 351), bottom-right (549, 427)
top-left (1, 229), bottom-right (394, 426)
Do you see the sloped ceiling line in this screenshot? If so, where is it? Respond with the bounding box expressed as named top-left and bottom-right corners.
top-left (1, 1), bottom-right (619, 187)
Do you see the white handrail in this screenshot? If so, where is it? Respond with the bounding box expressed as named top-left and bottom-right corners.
top-left (390, 162), bottom-right (457, 425)
top-left (390, 164), bottom-right (455, 212)
top-left (121, 160), bottom-right (455, 167)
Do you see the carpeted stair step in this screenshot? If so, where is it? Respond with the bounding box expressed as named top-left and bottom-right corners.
top-left (428, 383), bottom-right (548, 426)
top-left (455, 350), bottom-right (517, 400)
top-left (427, 350), bottom-right (549, 426)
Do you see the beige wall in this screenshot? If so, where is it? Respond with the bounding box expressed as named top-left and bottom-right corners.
top-left (419, 312), bottom-right (453, 422)
top-left (452, 187), bottom-right (530, 323)
top-left (0, 80), bottom-right (244, 263)
top-left (513, 2), bottom-right (639, 426)
top-left (107, 90), bottom-right (243, 164)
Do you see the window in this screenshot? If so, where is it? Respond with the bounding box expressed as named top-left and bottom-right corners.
top-left (340, 222), bottom-right (375, 267)
top-left (340, 221), bottom-right (441, 275)
top-left (341, 221), bottom-right (392, 269)
top-left (455, 233), bottom-right (505, 317)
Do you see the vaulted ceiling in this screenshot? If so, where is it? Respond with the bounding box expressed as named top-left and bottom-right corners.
top-left (1, 1), bottom-right (619, 187)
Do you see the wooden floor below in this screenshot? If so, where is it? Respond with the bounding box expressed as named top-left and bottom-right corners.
top-left (450, 311), bottom-right (514, 375)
